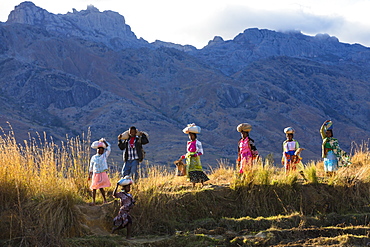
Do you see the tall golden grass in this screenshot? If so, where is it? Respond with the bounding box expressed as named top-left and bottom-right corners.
top-left (0, 127), bottom-right (369, 246)
top-left (0, 126), bottom-right (94, 246)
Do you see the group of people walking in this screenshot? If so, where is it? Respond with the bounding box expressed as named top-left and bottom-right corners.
top-left (87, 126), bottom-right (148, 205)
top-left (88, 121), bottom-right (353, 204)
top-left (87, 126), bottom-right (147, 238)
top-left (86, 120), bottom-right (352, 238)
top-left (236, 120), bottom-right (351, 175)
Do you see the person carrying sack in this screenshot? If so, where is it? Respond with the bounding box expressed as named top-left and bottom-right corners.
top-left (118, 126), bottom-right (149, 181)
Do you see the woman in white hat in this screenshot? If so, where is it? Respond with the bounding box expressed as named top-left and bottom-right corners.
top-left (112, 176), bottom-right (135, 239)
top-left (282, 127), bottom-right (303, 173)
top-left (180, 124), bottom-right (209, 188)
top-left (236, 123), bottom-right (259, 173)
top-left (320, 120), bottom-right (351, 176)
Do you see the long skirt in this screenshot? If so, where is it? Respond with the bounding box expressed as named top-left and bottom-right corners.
top-left (324, 151), bottom-right (338, 172)
top-left (239, 154), bottom-right (253, 173)
top-left (90, 172), bottom-right (111, 190)
top-left (188, 171), bottom-right (209, 183)
top-left (186, 155), bottom-right (209, 183)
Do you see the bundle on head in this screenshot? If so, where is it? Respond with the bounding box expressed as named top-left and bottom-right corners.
top-left (284, 127), bottom-right (295, 134)
top-left (182, 123), bottom-right (201, 134)
top-left (91, 140), bottom-right (106, 149)
top-left (119, 130), bottom-right (130, 140)
top-left (118, 176), bottom-right (133, 186)
top-left (237, 123), bottom-right (252, 133)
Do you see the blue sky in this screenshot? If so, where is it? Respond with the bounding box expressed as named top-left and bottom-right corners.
top-left (1, 0), bottom-right (370, 49)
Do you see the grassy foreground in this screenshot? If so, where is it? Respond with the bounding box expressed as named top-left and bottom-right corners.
top-left (0, 128), bottom-right (370, 246)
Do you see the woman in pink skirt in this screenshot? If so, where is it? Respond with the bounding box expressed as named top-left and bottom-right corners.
top-left (88, 138), bottom-right (111, 205)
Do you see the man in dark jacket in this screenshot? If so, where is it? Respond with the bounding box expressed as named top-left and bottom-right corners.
top-left (118, 126), bottom-right (149, 180)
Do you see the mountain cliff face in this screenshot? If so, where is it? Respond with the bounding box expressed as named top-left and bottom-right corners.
top-left (6, 1), bottom-right (148, 50)
top-left (0, 1), bottom-right (369, 166)
top-left (194, 28), bottom-right (370, 76)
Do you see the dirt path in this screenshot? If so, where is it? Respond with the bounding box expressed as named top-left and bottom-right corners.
top-left (76, 202), bottom-right (113, 236)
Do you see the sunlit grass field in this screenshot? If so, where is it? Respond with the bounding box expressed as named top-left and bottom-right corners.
top-left (0, 126), bottom-right (369, 246)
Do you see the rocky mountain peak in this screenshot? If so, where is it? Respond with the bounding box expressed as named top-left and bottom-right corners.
top-left (7, 1), bottom-right (51, 25)
top-left (197, 27), bottom-right (369, 76)
top-left (6, 1), bottom-right (147, 50)
top-left (207, 36), bottom-right (225, 46)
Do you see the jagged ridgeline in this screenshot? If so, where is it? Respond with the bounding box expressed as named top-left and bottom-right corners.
top-left (0, 1), bottom-right (369, 167)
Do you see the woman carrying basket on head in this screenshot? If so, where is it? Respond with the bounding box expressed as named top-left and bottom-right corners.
top-left (88, 138), bottom-right (111, 205)
top-left (179, 123), bottom-right (209, 188)
top-left (282, 127), bottom-right (305, 174)
top-left (236, 123), bottom-right (259, 173)
top-left (320, 120), bottom-right (351, 176)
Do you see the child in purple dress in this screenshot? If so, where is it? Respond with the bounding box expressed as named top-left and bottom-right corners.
top-left (112, 176), bottom-right (135, 239)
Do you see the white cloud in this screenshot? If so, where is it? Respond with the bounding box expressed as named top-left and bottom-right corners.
top-left (202, 6), bottom-right (345, 39)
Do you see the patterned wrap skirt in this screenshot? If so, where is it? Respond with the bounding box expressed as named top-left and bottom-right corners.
top-left (186, 154), bottom-right (209, 183)
top-left (113, 207), bottom-right (132, 228)
top-left (283, 150), bottom-right (303, 171)
top-left (90, 172), bottom-right (111, 190)
top-left (188, 171), bottom-right (210, 183)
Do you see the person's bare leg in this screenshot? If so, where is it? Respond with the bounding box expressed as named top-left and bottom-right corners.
top-left (100, 188), bottom-right (107, 203)
top-left (112, 225), bottom-right (122, 234)
top-left (90, 189), bottom-right (96, 205)
top-left (126, 223), bottom-right (132, 239)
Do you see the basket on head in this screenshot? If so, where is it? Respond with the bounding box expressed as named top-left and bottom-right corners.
top-left (284, 127), bottom-right (295, 134)
top-left (237, 123), bottom-right (252, 132)
top-left (118, 176), bottom-right (133, 186)
top-left (91, 140), bottom-right (107, 149)
top-left (324, 120), bottom-right (333, 131)
top-left (183, 123), bottom-right (201, 134)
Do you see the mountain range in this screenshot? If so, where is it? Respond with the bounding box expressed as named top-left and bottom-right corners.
top-left (1, 1), bottom-right (369, 167)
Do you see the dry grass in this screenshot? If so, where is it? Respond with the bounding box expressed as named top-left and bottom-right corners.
top-left (0, 126), bottom-right (94, 246)
top-left (0, 126), bottom-right (370, 245)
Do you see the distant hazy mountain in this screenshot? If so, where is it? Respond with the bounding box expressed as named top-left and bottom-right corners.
top-left (1, 1), bottom-right (369, 167)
